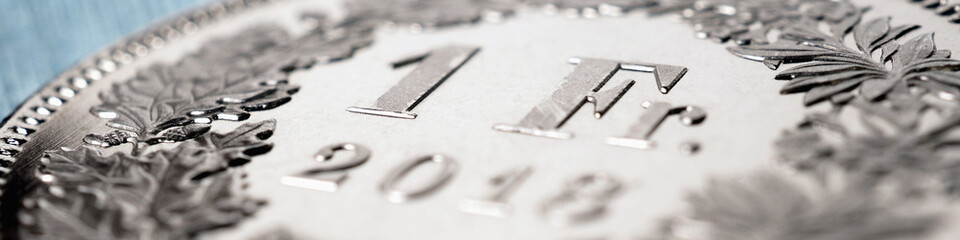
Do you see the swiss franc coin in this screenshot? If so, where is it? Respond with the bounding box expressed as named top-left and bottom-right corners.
top-left (3, 0), bottom-right (960, 239)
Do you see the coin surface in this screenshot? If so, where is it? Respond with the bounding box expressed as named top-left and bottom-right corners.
top-left (3, 0), bottom-right (960, 239)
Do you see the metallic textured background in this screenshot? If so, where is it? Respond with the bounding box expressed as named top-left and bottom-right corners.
top-left (0, 0), bottom-right (205, 117)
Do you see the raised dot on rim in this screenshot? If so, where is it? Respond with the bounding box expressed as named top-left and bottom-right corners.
top-left (2, 137), bottom-right (25, 146)
top-left (409, 23), bottom-right (424, 33)
top-left (127, 42), bottom-right (149, 57)
top-left (482, 10), bottom-right (505, 23)
top-left (598, 4), bottom-right (623, 17)
top-left (111, 49), bottom-right (134, 64)
top-left (541, 4), bottom-right (560, 15)
top-left (71, 77), bottom-right (89, 89)
top-left (97, 58), bottom-right (117, 72)
top-left (10, 126), bottom-right (34, 136)
top-left (0, 148), bottom-right (18, 156)
top-left (45, 97), bottom-right (64, 107)
top-left (83, 68), bottom-right (103, 80)
top-left (176, 18), bottom-right (199, 34)
top-left (581, 8), bottom-right (600, 18)
top-left (57, 87), bottom-right (76, 98)
top-left (159, 26), bottom-right (182, 41)
top-left (34, 106), bottom-right (53, 115)
top-left (208, 4), bottom-right (229, 18)
top-left (191, 11), bottom-right (211, 25)
top-left (143, 34), bottom-right (165, 49)
top-left (20, 117), bottom-right (43, 126)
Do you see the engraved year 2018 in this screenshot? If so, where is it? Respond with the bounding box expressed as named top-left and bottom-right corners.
top-left (282, 143), bottom-right (628, 227)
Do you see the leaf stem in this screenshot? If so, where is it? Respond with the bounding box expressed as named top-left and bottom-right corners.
top-left (131, 142), bottom-right (148, 156)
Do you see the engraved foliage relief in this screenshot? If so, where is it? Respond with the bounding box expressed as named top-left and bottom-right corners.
top-left (656, 1), bottom-right (960, 239)
top-left (82, 25), bottom-right (372, 150)
top-left (14, 0), bottom-right (960, 239)
top-left (21, 120), bottom-right (276, 239)
top-left (21, 13), bottom-right (378, 238)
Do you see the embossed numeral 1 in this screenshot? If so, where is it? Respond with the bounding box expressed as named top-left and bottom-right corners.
top-left (541, 173), bottom-right (623, 227)
top-left (281, 143), bottom-right (371, 192)
top-left (459, 166), bottom-right (533, 218)
top-left (380, 155), bottom-right (459, 203)
top-left (494, 57), bottom-right (687, 139)
top-left (348, 45), bottom-right (480, 119)
top-left (606, 101), bottom-right (706, 149)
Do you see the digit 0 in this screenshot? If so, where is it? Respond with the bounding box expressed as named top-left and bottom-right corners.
top-left (380, 154), bottom-right (459, 203)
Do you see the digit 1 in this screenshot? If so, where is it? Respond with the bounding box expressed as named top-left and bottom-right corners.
top-left (459, 166), bottom-right (534, 218)
top-left (606, 101), bottom-right (706, 149)
top-left (380, 154), bottom-right (459, 203)
top-left (281, 143), bottom-right (371, 192)
top-left (347, 45), bottom-right (480, 119)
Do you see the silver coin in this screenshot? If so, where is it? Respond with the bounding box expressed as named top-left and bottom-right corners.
top-left (3, 0), bottom-right (960, 239)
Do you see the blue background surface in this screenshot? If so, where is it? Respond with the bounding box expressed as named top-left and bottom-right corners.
top-left (0, 0), bottom-right (206, 117)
